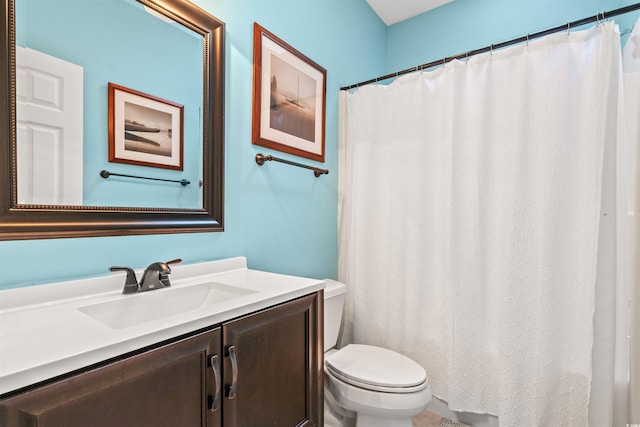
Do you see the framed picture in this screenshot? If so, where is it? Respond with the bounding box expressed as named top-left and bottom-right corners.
top-left (108, 83), bottom-right (184, 170)
top-left (252, 23), bottom-right (326, 163)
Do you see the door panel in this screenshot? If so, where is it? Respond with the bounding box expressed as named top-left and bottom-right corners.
top-left (0, 328), bottom-right (222, 427)
top-left (16, 47), bottom-right (83, 205)
top-left (222, 294), bottom-right (322, 427)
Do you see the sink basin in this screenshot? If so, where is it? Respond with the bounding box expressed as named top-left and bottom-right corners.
top-left (78, 282), bottom-right (257, 329)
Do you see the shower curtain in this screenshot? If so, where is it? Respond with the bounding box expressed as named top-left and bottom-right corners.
top-left (338, 22), bottom-right (627, 426)
top-left (621, 20), bottom-right (640, 424)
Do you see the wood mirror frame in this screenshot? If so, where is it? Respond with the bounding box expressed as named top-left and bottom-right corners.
top-left (0, 0), bottom-right (225, 241)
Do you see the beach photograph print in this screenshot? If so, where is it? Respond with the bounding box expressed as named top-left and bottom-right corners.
top-left (109, 83), bottom-right (184, 170)
top-left (269, 55), bottom-right (316, 143)
top-left (124, 102), bottom-right (172, 156)
top-left (252, 23), bottom-right (326, 162)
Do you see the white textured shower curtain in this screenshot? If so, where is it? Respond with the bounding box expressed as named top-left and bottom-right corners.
top-left (338, 23), bottom-right (623, 426)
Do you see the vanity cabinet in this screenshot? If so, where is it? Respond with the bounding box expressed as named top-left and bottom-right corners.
top-left (0, 328), bottom-right (222, 427)
top-left (0, 292), bottom-right (322, 427)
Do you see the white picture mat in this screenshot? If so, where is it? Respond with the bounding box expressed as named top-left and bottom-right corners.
top-left (259, 35), bottom-right (323, 156)
top-left (113, 89), bottom-right (182, 167)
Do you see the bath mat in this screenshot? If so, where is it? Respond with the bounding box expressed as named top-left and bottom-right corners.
top-left (412, 410), bottom-right (471, 427)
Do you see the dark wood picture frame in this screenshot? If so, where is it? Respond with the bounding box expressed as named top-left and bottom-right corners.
top-left (108, 83), bottom-right (184, 170)
top-left (252, 23), bottom-right (326, 163)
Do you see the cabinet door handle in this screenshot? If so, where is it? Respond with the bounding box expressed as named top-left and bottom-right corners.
top-left (208, 354), bottom-right (221, 412)
top-left (225, 345), bottom-right (238, 399)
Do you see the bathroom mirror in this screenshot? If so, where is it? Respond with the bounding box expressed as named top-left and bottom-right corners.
top-left (0, 0), bottom-right (225, 240)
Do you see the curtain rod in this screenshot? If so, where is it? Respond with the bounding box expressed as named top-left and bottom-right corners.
top-left (340, 2), bottom-right (640, 91)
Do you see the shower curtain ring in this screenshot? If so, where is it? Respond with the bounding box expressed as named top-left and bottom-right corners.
top-left (526, 33), bottom-right (530, 46)
top-left (566, 21), bottom-right (571, 35)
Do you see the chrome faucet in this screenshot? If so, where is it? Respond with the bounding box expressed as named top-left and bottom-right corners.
top-left (110, 259), bottom-right (182, 294)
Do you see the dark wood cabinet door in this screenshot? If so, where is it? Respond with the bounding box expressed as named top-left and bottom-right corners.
top-left (222, 292), bottom-right (323, 427)
top-left (0, 328), bottom-right (222, 427)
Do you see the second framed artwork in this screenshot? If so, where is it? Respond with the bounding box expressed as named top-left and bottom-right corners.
top-left (108, 83), bottom-right (184, 170)
top-left (252, 23), bottom-right (326, 162)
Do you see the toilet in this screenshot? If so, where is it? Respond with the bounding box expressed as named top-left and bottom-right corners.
top-left (323, 279), bottom-right (432, 427)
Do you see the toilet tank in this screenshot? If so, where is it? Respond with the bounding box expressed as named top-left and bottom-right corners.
top-left (323, 279), bottom-right (347, 352)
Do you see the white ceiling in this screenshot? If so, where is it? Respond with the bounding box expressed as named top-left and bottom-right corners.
top-left (366, 0), bottom-right (454, 25)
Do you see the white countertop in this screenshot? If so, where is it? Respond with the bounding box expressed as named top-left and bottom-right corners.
top-left (0, 257), bottom-right (324, 395)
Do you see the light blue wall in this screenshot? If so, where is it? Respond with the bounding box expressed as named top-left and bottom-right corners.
top-left (620, 0), bottom-right (640, 39)
top-left (386, 0), bottom-right (638, 73)
top-left (0, 0), bottom-right (386, 289)
top-left (4, 0), bottom-right (637, 290)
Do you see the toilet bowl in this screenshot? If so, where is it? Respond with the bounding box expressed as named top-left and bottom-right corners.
top-left (323, 279), bottom-right (432, 427)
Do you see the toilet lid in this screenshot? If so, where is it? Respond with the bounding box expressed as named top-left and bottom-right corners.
top-left (325, 344), bottom-right (428, 393)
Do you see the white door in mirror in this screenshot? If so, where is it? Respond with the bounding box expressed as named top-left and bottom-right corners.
top-left (16, 47), bottom-right (83, 205)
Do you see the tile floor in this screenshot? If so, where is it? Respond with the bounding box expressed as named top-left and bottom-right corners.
top-left (413, 410), bottom-right (471, 427)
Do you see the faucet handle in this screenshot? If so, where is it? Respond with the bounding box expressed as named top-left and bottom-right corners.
top-left (157, 259), bottom-right (182, 287)
top-left (110, 266), bottom-right (139, 294)
top-left (138, 259), bottom-right (182, 291)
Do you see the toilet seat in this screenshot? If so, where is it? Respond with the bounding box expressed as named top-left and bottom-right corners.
top-left (325, 344), bottom-right (429, 393)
